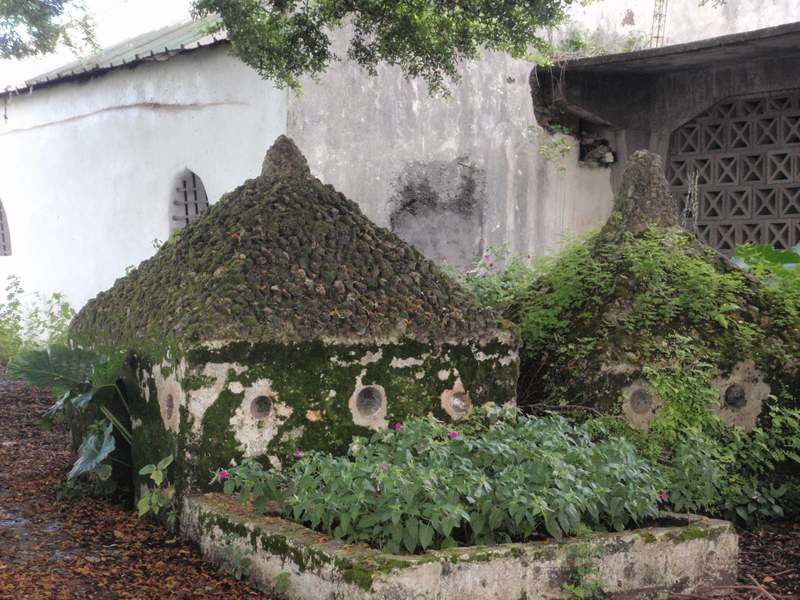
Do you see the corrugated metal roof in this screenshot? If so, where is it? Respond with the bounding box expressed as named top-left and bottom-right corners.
top-left (3, 16), bottom-right (226, 96)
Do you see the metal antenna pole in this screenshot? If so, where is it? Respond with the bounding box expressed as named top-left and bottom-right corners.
top-left (650, 0), bottom-right (669, 48)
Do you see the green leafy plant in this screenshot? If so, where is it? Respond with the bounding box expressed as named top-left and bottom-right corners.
top-left (735, 244), bottom-right (800, 312)
top-left (219, 533), bottom-right (253, 581)
top-left (538, 124), bottom-right (577, 170)
top-left (8, 344), bottom-right (131, 486)
top-left (0, 276), bottom-right (75, 363)
top-left (274, 572), bottom-right (291, 598)
top-left (664, 435), bottom-right (723, 514)
top-left (444, 245), bottom-right (537, 311)
top-left (217, 409), bottom-right (661, 554)
top-left (69, 421), bottom-right (116, 481)
top-left (553, 20), bottom-right (649, 59)
top-left (0, 0), bottom-right (96, 59)
top-left (137, 455), bottom-right (176, 527)
top-left (448, 230), bottom-right (800, 527)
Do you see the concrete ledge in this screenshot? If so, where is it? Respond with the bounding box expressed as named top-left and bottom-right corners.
top-left (180, 493), bottom-right (738, 599)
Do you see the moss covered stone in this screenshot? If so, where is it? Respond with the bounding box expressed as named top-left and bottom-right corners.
top-left (71, 136), bottom-right (510, 350)
top-left (518, 151), bottom-right (800, 431)
top-left (71, 136), bottom-right (518, 495)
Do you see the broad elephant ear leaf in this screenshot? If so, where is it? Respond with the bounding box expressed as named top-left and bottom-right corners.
top-left (68, 422), bottom-right (115, 480)
top-left (8, 345), bottom-right (98, 390)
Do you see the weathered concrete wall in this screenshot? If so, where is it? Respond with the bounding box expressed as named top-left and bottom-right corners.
top-left (131, 337), bottom-right (518, 495)
top-left (0, 47), bottom-right (288, 308)
top-left (182, 493), bottom-right (739, 600)
top-left (287, 42), bottom-right (613, 268)
top-left (544, 50), bottom-right (800, 185)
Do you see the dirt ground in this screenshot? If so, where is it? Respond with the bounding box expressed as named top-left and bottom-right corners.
top-left (0, 377), bottom-right (797, 599)
top-left (0, 377), bottom-right (262, 599)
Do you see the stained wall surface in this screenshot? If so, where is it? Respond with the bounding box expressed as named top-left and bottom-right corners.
top-left (287, 47), bottom-right (612, 268)
top-left (0, 37), bottom-right (613, 308)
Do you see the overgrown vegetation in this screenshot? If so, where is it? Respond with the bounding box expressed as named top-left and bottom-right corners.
top-left (548, 19), bottom-right (649, 61)
top-left (735, 244), bottom-right (800, 313)
top-left (0, 0), bottom-right (95, 59)
top-left (0, 275), bottom-right (75, 363)
top-left (7, 345), bottom-right (131, 495)
top-left (451, 233), bottom-right (800, 526)
top-left (216, 406), bottom-right (662, 553)
top-left (137, 455), bottom-right (177, 528)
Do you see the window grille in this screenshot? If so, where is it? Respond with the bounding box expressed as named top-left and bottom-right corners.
top-left (171, 170), bottom-right (209, 230)
top-left (0, 201), bottom-right (10, 256)
top-left (667, 89), bottom-right (800, 254)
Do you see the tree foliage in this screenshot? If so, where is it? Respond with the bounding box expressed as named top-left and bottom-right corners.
top-left (0, 0), bottom-right (95, 59)
top-left (192, 0), bottom-right (578, 93)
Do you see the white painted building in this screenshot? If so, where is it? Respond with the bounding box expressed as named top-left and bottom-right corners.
top-left (1, 1), bottom-right (797, 309)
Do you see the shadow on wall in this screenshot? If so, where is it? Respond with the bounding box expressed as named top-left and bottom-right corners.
top-left (388, 159), bottom-right (486, 268)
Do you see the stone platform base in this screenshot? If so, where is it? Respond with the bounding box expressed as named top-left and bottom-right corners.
top-left (180, 493), bottom-right (738, 599)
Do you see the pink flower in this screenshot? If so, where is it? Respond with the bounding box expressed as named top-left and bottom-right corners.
top-left (449, 431), bottom-right (459, 441)
top-left (293, 449), bottom-right (303, 458)
top-left (659, 490), bottom-right (669, 502)
top-left (379, 463), bottom-right (390, 471)
top-left (394, 422), bottom-right (403, 431)
top-left (218, 469), bottom-right (229, 481)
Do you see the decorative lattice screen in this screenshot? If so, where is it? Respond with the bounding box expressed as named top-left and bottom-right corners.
top-left (171, 170), bottom-right (209, 230)
top-left (0, 201), bottom-right (11, 256)
top-left (667, 90), bottom-right (800, 254)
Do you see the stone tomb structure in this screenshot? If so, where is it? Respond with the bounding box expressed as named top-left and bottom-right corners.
top-left (182, 494), bottom-right (737, 599)
top-left (518, 150), bottom-right (800, 431)
top-left (70, 136), bottom-right (519, 492)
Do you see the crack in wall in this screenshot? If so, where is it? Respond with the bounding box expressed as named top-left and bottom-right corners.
top-left (0, 100), bottom-right (247, 136)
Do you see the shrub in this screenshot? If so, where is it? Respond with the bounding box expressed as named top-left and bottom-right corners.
top-left (0, 275), bottom-right (75, 363)
top-left (217, 408), bottom-right (662, 554)
top-left (443, 245), bottom-right (538, 311)
top-left (8, 345), bottom-right (131, 487)
top-left (734, 244), bottom-right (800, 313)
top-left (447, 235), bottom-right (800, 526)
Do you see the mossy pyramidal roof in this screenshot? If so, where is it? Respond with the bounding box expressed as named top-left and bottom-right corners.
top-left (72, 136), bottom-right (509, 349)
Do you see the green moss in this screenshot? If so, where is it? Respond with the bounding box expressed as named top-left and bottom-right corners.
top-left (517, 226), bottom-right (800, 410)
top-left (181, 338), bottom-right (517, 478)
top-left (638, 531), bottom-right (657, 544)
top-left (194, 387), bottom-right (245, 490)
top-left (69, 138), bottom-right (513, 353)
top-left (338, 566), bottom-right (375, 590)
top-left (126, 357), bottom-right (180, 491)
top-left (669, 525), bottom-right (721, 543)
top-left (193, 495), bottom-right (722, 594)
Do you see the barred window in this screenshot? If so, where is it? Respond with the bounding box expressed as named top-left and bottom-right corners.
top-left (0, 200), bottom-right (10, 256)
top-left (170, 169), bottom-right (209, 231)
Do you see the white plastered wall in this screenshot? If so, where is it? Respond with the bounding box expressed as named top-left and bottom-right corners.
top-left (0, 47), bottom-right (288, 308)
